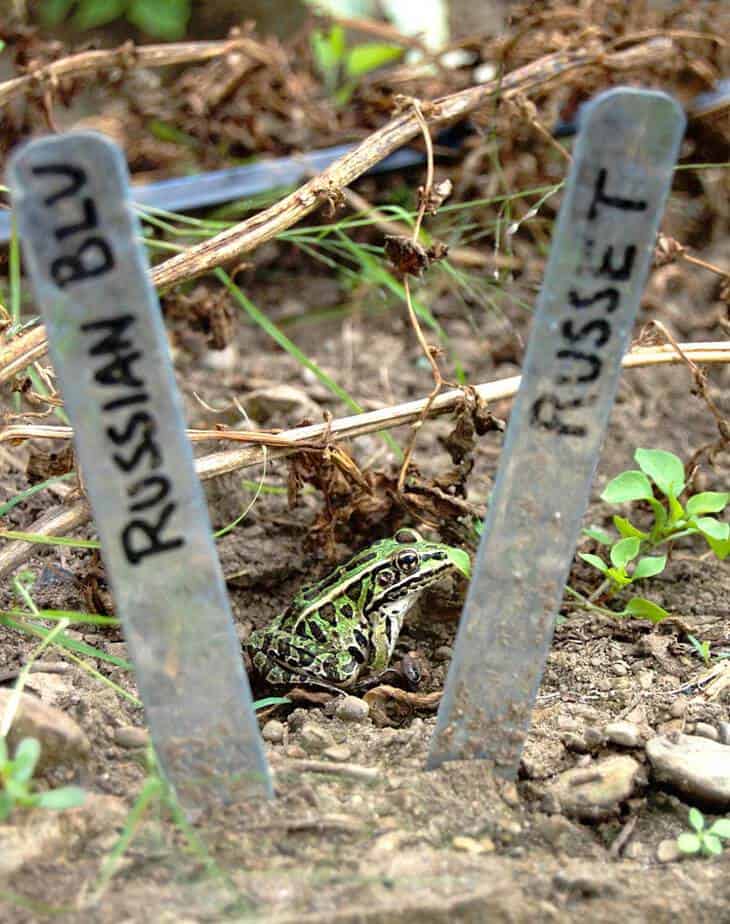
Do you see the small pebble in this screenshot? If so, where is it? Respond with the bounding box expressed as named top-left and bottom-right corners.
top-left (286, 708), bottom-right (308, 733)
top-left (623, 841), bottom-right (649, 861)
top-left (323, 744), bottom-right (351, 762)
top-left (499, 781), bottom-right (520, 807)
top-left (372, 830), bottom-right (413, 852)
top-left (694, 722), bottom-right (719, 742)
top-left (646, 734), bottom-right (730, 807)
top-left (433, 645), bottom-right (453, 662)
top-left (562, 732), bottom-right (589, 753)
top-left (546, 755), bottom-right (642, 821)
top-left (718, 722), bottom-right (730, 746)
top-left (0, 689), bottom-right (89, 771)
top-left (656, 839), bottom-right (682, 863)
top-left (335, 695), bottom-right (370, 723)
top-left (261, 720), bottom-right (286, 745)
top-left (452, 835), bottom-right (488, 854)
top-left (203, 343), bottom-right (238, 372)
top-left (669, 696), bottom-right (688, 718)
top-left (114, 726), bottom-right (149, 749)
top-left (604, 720), bottom-right (642, 749)
top-left (612, 662), bottom-right (628, 677)
top-left (637, 670), bottom-right (654, 690)
top-left (553, 871), bottom-right (607, 898)
top-left (299, 723), bottom-right (335, 753)
top-left (583, 727), bottom-right (605, 750)
top-left (284, 744), bottom-right (307, 759)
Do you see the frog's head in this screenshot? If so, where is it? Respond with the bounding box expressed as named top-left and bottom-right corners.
top-left (361, 528), bottom-right (471, 609)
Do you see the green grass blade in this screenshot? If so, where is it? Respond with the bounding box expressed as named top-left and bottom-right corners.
top-left (0, 614), bottom-right (131, 669)
top-left (217, 268), bottom-right (401, 458)
top-left (0, 473), bottom-right (76, 517)
top-left (0, 530), bottom-right (100, 550)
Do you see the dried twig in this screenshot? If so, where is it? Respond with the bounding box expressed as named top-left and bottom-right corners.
top-left (328, 15), bottom-right (429, 53)
top-left (244, 813), bottom-right (364, 833)
top-left (1, 339), bottom-right (729, 580)
top-left (0, 326), bottom-right (49, 386)
top-left (0, 500), bottom-right (91, 579)
top-left (148, 38), bottom-right (670, 290)
top-left (278, 758), bottom-right (378, 782)
top-left (609, 815), bottom-right (638, 858)
top-left (396, 97), bottom-right (449, 491)
top-left (5, 341), bottom-right (728, 448)
top-left (646, 321), bottom-right (730, 471)
top-left (655, 234), bottom-right (729, 280)
top-left (0, 36), bottom-right (277, 108)
top-left (0, 36), bottom-right (675, 383)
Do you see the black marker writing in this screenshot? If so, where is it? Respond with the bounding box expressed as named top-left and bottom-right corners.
top-left (33, 161), bottom-right (184, 566)
top-left (530, 166), bottom-right (648, 436)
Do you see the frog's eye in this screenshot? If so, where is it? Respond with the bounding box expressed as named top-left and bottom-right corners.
top-left (396, 549), bottom-right (420, 574)
top-left (377, 568), bottom-right (396, 586)
top-left (395, 528), bottom-right (422, 545)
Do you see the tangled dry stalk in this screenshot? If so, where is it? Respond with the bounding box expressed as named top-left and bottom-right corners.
top-left (0, 35), bottom-right (673, 382)
top-left (1, 22), bottom-right (729, 576)
top-left (2, 340), bottom-right (730, 580)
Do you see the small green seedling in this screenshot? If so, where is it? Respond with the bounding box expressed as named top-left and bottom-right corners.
top-left (677, 807), bottom-right (730, 858)
top-left (0, 737), bottom-right (85, 822)
top-left (310, 24), bottom-right (403, 103)
top-left (581, 449), bottom-right (729, 615)
top-left (687, 634), bottom-right (712, 666)
top-left (579, 535), bottom-right (667, 593)
top-left (39, 0), bottom-right (191, 40)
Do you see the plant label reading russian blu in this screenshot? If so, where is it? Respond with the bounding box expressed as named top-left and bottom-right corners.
top-left (428, 89), bottom-right (685, 778)
top-left (8, 132), bottom-right (272, 806)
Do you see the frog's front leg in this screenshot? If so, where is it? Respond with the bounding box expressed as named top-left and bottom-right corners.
top-left (368, 598), bottom-right (413, 673)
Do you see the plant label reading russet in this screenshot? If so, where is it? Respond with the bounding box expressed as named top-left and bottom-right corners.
top-left (8, 133), bottom-right (272, 807)
top-left (428, 89), bottom-right (685, 778)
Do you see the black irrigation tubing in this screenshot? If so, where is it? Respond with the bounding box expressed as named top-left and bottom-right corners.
top-left (0, 143), bottom-right (425, 243)
top-left (0, 78), bottom-right (727, 244)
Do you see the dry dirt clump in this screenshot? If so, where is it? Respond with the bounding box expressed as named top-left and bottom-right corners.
top-left (2, 1), bottom-right (730, 921)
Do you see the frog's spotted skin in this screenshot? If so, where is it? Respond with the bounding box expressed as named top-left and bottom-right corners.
top-left (246, 529), bottom-right (470, 689)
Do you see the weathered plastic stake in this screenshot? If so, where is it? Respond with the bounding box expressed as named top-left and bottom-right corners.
top-left (428, 89), bottom-right (685, 777)
top-left (8, 132), bottom-right (272, 808)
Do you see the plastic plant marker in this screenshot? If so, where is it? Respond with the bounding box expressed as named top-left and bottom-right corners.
top-left (8, 133), bottom-right (272, 808)
top-left (428, 89), bottom-right (685, 778)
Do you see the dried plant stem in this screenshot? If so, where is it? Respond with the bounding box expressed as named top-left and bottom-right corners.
top-left (341, 188), bottom-right (503, 269)
top-left (397, 99), bottom-right (446, 491)
top-left (1, 338), bottom-right (728, 580)
top-left (680, 252), bottom-right (729, 278)
top-left (410, 103), bottom-right (434, 242)
top-left (648, 321), bottom-right (730, 470)
top-left (0, 36), bottom-right (674, 384)
top-left (151, 39), bottom-right (656, 290)
top-left (0, 36), bottom-right (277, 108)
top-left (0, 499), bottom-right (91, 579)
top-left (2, 342), bottom-right (729, 450)
top-left (0, 325), bottom-right (49, 385)
top-left (397, 276), bottom-right (445, 492)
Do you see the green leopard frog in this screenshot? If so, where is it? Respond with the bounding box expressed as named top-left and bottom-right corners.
top-left (246, 528), bottom-right (470, 689)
